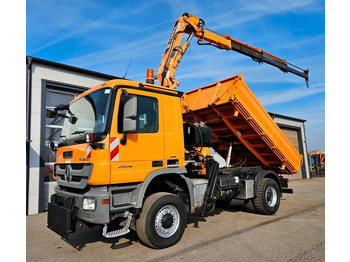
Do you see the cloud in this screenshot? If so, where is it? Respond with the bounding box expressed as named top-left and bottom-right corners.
top-left (29, 20), bottom-right (107, 54)
top-left (58, 29), bottom-right (170, 79)
top-left (207, 0), bottom-right (318, 31)
top-left (257, 84), bottom-right (325, 106)
top-left (27, 1), bottom-right (162, 55)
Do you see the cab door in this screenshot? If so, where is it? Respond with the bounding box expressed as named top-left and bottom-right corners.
top-left (110, 87), bottom-right (165, 184)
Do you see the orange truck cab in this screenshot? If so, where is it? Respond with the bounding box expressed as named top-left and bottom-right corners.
top-left (47, 77), bottom-right (297, 249)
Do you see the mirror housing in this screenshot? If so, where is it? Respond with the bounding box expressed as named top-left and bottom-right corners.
top-left (123, 95), bottom-right (137, 132)
top-left (69, 114), bottom-right (78, 124)
top-left (48, 141), bottom-right (55, 151)
top-left (46, 108), bottom-right (57, 118)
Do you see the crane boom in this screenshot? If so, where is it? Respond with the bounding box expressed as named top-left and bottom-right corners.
top-left (156, 13), bottom-right (309, 89)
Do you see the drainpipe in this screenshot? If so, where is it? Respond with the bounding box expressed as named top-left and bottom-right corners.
top-left (300, 122), bottom-right (310, 179)
top-left (26, 57), bottom-right (33, 215)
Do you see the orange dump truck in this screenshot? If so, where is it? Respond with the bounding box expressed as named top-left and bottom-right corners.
top-left (46, 75), bottom-right (300, 249)
top-left (46, 13), bottom-right (307, 249)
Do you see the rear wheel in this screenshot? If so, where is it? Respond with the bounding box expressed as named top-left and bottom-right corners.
top-left (253, 178), bottom-right (281, 215)
top-left (136, 192), bottom-right (187, 249)
top-left (244, 199), bottom-right (256, 213)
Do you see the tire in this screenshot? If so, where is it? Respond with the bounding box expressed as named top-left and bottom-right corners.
top-left (253, 178), bottom-right (281, 215)
top-left (244, 199), bottom-right (256, 213)
top-left (136, 192), bottom-right (187, 249)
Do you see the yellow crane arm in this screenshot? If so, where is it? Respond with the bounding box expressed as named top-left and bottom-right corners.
top-left (156, 13), bottom-right (309, 90)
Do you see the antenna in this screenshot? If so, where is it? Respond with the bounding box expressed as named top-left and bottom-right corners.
top-left (123, 59), bottom-right (132, 79)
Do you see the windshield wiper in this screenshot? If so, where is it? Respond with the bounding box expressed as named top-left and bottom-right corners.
top-left (71, 131), bottom-right (87, 135)
top-left (59, 135), bottom-right (67, 146)
top-left (71, 130), bottom-right (89, 144)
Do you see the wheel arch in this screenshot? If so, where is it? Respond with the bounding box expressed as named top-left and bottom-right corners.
top-left (253, 171), bottom-right (282, 197)
top-left (129, 168), bottom-right (194, 213)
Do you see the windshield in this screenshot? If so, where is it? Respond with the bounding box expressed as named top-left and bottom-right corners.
top-left (60, 87), bottom-right (112, 144)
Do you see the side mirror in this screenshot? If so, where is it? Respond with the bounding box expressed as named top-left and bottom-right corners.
top-left (123, 96), bottom-right (137, 132)
top-left (69, 114), bottom-right (78, 124)
top-left (48, 141), bottom-right (55, 151)
top-left (46, 108), bottom-right (57, 118)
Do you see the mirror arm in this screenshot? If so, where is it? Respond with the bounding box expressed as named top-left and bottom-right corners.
top-left (48, 141), bottom-right (56, 152)
top-left (57, 113), bottom-right (69, 118)
top-left (120, 133), bottom-right (127, 145)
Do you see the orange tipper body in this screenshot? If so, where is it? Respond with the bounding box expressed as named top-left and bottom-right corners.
top-left (181, 74), bottom-right (303, 174)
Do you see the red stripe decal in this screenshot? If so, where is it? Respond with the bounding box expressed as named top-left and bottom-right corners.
top-left (110, 144), bottom-right (119, 161)
top-left (110, 137), bottom-right (120, 161)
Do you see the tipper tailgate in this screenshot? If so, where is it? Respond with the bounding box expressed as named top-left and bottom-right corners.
top-left (181, 74), bottom-right (302, 174)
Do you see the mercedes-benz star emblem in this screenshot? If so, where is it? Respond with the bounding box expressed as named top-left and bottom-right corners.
top-left (64, 165), bottom-right (72, 182)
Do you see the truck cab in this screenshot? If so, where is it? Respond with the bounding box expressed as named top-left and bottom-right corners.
top-left (48, 80), bottom-right (190, 241)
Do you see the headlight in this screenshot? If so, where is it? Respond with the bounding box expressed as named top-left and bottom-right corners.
top-left (82, 197), bottom-right (96, 211)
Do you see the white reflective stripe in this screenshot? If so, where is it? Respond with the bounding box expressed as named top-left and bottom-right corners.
top-left (111, 152), bottom-right (119, 161)
top-left (110, 137), bottom-right (120, 161)
top-left (86, 145), bottom-right (92, 158)
top-left (110, 137), bottom-right (119, 150)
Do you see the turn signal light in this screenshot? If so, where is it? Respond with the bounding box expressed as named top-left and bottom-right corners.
top-left (101, 199), bottom-right (110, 205)
top-left (86, 133), bottom-right (95, 143)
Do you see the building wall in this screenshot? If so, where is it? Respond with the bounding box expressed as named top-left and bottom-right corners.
top-left (28, 62), bottom-right (110, 215)
top-left (280, 127), bottom-right (302, 180)
top-left (272, 115), bottom-right (309, 180)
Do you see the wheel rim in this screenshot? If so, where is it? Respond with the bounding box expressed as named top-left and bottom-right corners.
top-left (265, 186), bottom-right (278, 207)
top-left (155, 205), bottom-right (180, 238)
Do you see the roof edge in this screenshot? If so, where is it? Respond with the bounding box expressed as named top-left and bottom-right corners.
top-left (26, 55), bottom-right (121, 80)
top-left (268, 112), bottom-right (306, 123)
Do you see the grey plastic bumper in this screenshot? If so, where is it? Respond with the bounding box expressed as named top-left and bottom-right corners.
top-left (53, 185), bottom-right (111, 224)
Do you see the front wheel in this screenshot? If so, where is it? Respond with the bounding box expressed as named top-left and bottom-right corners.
top-left (253, 178), bottom-right (281, 215)
top-left (136, 192), bottom-right (187, 249)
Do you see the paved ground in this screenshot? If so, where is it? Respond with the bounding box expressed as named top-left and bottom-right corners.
top-left (27, 177), bottom-right (325, 262)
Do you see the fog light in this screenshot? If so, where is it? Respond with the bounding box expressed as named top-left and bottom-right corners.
top-left (82, 197), bottom-right (96, 211)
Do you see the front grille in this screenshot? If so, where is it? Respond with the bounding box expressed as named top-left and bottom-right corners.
top-left (56, 163), bottom-right (93, 189)
top-left (58, 175), bottom-right (89, 182)
top-left (58, 163), bottom-right (85, 170)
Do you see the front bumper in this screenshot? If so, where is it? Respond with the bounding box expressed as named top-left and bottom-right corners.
top-left (47, 186), bottom-right (110, 238)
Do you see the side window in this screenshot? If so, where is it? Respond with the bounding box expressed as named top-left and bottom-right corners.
top-left (136, 95), bottom-right (158, 133)
top-left (118, 94), bottom-right (159, 133)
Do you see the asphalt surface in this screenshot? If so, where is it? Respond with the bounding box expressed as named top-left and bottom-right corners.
top-left (26, 177), bottom-right (325, 262)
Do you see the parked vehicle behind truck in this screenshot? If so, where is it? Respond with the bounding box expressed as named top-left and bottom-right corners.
top-left (46, 13), bottom-right (309, 248)
top-left (309, 151), bottom-right (325, 177)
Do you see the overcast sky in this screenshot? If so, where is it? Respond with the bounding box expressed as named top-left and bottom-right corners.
top-left (26, 0), bottom-right (325, 151)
